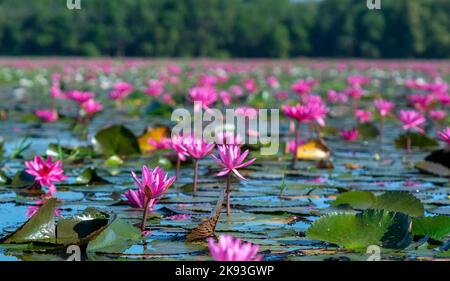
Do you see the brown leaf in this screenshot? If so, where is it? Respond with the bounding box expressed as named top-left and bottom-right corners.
top-left (186, 190), bottom-right (225, 242)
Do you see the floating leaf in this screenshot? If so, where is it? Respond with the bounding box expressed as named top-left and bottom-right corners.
top-left (56, 208), bottom-right (109, 245)
top-left (186, 190), bottom-right (224, 242)
top-left (0, 170), bottom-right (11, 185)
top-left (146, 101), bottom-right (173, 118)
top-left (86, 218), bottom-right (141, 253)
top-left (395, 133), bottom-right (439, 150)
top-left (415, 161), bottom-right (450, 177)
top-left (357, 123), bottom-right (379, 140)
top-left (138, 126), bottom-right (170, 152)
top-left (93, 125), bottom-right (140, 156)
top-left (103, 155), bottom-right (124, 167)
top-left (307, 210), bottom-right (412, 250)
top-left (11, 170), bottom-right (36, 189)
top-left (332, 191), bottom-right (376, 210)
top-left (1, 199), bottom-right (57, 244)
top-left (75, 168), bottom-right (111, 185)
top-left (412, 216), bottom-right (450, 241)
top-left (296, 140), bottom-right (331, 161)
top-left (333, 191), bottom-right (424, 217)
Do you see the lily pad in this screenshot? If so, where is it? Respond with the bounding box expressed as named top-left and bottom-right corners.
top-left (424, 149), bottom-right (450, 169)
top-left (11, 170), bottom-right (36, 189)
top-left (395, 133), bottom-right (439, 150)
top-left (412, 216), bottom-right (450, 241)
top-left (146, 101), bottom-right (173, 118)
top-left (75, 168), bottom-right (111, 185)
top-left (307, 210), bottom-right (412, 250)
top-left (86, 218), bottom-right (141, 253)
top-left (333, 191), bottom-right (424, 217)
top-left (415, 161), bottom-right (450, 177)
top-left (93, 125), bottom-right (140, 156)
top-left (1, 199), bottom-right (57, 244)
top-left (357, 123), bottom-right (379, 140)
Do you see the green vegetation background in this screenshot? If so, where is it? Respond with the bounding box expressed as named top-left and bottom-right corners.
top-left (1, 0), bottom-right (449, 58)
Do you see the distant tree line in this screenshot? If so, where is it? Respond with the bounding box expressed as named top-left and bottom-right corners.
top-left (0, 0), bottom-right (449, 58)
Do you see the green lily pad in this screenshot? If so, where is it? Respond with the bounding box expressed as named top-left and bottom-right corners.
top-left (146, 101), bottom-right (173, 118)
top-left (93, 125), bottom-right (140, 156)
top-left (0, 170), bottom-right (11, 185)
top-left (357, 123), bottom-right (379, 140)
top-left (412, 216), bottom-right (450, 241)
top-left (56, 208), bottom-right (109, 245)
top-left (75, 168), bottom-right (111, 185)
top-left (104, 155), bottom-right (124, 167)
top-left (307, 210), bottom-right (412, 250)
top-left (395, 133), bottom-right (439, 150)
top-left (11, 170), bottom-right (36, 189)
top-left (1, 199), bottom-right (57, 244)
top-left (333, 191), bottom-right (424, 217)
top-left (415, 161), bottom-right (450, 177)
top-left (86, 218), bottom-right (141, 253)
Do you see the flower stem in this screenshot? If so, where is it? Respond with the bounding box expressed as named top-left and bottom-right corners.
top-left (291, 120), bottom-right (300, 168)
top-left (140, 197), bottom-right (151, 232)
top-left (407, 134), bottom-right (412, 153)
top-left (193, 159), bottom-right (199, 193)
top-left (226, 173), bottom-right (231, 216)
top-left (176, 156), bottom-right (180, 181)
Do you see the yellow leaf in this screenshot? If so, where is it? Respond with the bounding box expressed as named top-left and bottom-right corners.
top-left (138, 127), bottom-right (170, 152)
top-left (296, 140), bottom-right (331, 161)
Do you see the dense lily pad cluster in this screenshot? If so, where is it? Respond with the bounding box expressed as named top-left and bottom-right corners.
top-left (0, 59), bottom-right (449, 261)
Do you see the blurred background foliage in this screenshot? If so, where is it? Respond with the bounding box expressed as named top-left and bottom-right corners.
top-left (0, 0), bottom-right (449, 58)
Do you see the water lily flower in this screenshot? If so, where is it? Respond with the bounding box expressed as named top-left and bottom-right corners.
top-left (292, 79), bottom-right (315, 95)
top-left (189, 86), bottom-right (217, 112)
top-left (144, 80), bottom-right (164, 97)
top-left (211, 144), bottom-right (255, 215)
top-left (374, 99), bottom-right (395, 117)
top-left (24, 156), bottom-right (67, 196)
top-left (66, 90), bottom-right (95, 104)
top-left (429, 110), bottom-right (446, 122)
top-left (327, 90), bottom-right (348, 104)
top-left (266, 75), bottom-right (279, 89)
top-left (355, 109), bottom-right (373, 124)
top-left (242, 78), bottom-right (257, 93)
top-left (208, 235), bottom-right (263, 261)
top-left (340, 128), bottom-right (359, 142)
top-left (408, 94), bottom-right (434, 112)
top-left (129, 166), bottom-right (175, 232)
top-left (437, 127), bottom-right (450, 146)
top-left (347, 75), bottom-right (370, 87)
top-left (219, 90), bottom-right (232, 106)
top-left (35, 109), bottom-right (58, 123)
top-left (398, 110), bottom-right (426, 134)
top-left (81, 99), bottom-right (103, 116)
top-left (183, 135), bottom-right (215, 192)
top-left (109, 82), bottom-right (134, 100)
top-left (147, 137), bottom-right (172, 151)
top-left (398, 110), bottom-right (426, 152)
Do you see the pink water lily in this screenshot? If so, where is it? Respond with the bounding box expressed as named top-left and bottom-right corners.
top-left (144, 80), bottom-right (164, 97)
top-left (374, 99), bottom-right (395, 117)
top-left (129, 166), bottom-right (175, 232)
top-left (355, 109), bottom-right (373, 124)
top-left (429, 110), bottom-right (446, 122)
top-left (35, 109), bottom-right (58, 123)
top-left (189, 86), bottom-right (217, 112)
top-left (437, 127), bottom-right (450, 146)
top-left (182, 135), bottom-right (215, 192)
top-left (211, 145), bottom-right (255, 215)
top-left (24, 156), bottom-right (67, 196)
top-left (340, 128), bottom-right (359, 142)
top-left (81, 99), bottom-right (103, 116)
top-left (398, 110), bottom-right (426, 134)
top-left (208, 235), bottom-right (263, 261)
top-left (66, 90), bottom-right (95, 104)
top-left (109, 82), bottom-right (134, 100)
